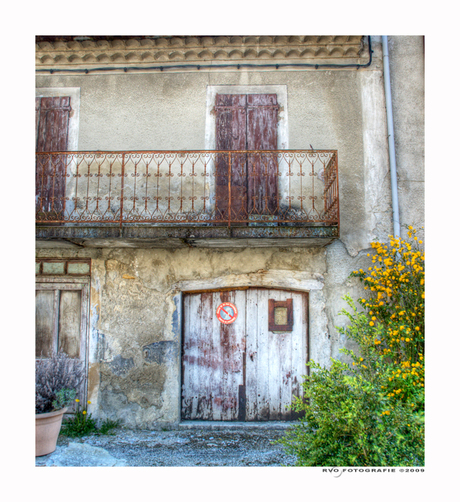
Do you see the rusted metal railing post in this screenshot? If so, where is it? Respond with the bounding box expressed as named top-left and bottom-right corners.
top-left (228, 152), bottom-right (232, 228)
top-left (120, 153), bottom-right (125, 228)
top-left (334, 152), bottom-right (340, 232)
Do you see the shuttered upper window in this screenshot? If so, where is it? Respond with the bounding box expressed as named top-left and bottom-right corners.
top-left (214, 93), bottom-right (280, 218)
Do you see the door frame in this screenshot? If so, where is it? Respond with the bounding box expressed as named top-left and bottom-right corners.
top-left (180, 285), bottom-right (310, 421)
top-left (35, 276), bottom-right (90, 405)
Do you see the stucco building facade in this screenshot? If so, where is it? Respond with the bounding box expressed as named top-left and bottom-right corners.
top-left (35, 36), bottom-right (424, 428)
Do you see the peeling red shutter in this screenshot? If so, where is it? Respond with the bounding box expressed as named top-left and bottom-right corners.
top-left (36, 97), bottom-right (71, 217)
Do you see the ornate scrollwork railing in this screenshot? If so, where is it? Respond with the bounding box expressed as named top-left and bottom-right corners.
top-left (36, 150), bottom-right (339, 228)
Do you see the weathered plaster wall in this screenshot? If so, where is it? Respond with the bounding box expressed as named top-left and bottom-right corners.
top-left (388, 36), bottom-right (425, 233)
top-left (36, 246), bottom-right (330, 427)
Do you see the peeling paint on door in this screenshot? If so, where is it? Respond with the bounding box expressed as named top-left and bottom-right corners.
top-left (181, 288), bottom-right (308, 421)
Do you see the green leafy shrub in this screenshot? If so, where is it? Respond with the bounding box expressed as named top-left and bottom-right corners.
top-left (281, 228), bottom-right (424, 466)
top-left (97, 418), bottom-right (122, 435)
top-left (61, 399), bottom-right (121, 437)
top-left (61, 399), bottom-right (96, 437)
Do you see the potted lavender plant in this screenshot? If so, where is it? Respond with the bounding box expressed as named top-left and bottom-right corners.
top-left (35, 351), bottom-right (84, 456)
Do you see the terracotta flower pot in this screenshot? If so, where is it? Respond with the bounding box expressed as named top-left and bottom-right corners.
top-left (35, 407), bottom-right (67, 457)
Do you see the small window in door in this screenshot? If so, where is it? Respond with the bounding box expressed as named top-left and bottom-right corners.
top-left (268, 298), bottom-right (294, 331)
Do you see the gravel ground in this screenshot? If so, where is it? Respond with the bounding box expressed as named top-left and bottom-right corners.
top-left (35, 423), bottom-right (297, 467)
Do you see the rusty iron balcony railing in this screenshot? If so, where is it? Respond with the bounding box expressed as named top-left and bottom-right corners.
top-left (35, 150), bottom-right (339, 230)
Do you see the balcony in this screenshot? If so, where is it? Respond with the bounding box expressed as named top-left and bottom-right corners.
top-left (36, 150), bottom-right (339, 248)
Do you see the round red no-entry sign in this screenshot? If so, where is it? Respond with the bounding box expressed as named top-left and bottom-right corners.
top-left (216, 302), bottom-right (238, 324)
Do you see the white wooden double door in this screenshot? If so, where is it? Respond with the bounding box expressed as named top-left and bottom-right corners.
top-left (182, 288), bottom-right (308, 421)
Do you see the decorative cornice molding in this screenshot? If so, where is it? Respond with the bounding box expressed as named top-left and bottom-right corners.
top-left (36, 36), bottom-right (366, 68)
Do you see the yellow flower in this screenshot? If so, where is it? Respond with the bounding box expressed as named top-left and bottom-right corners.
top-left (87, 401), bottom-right (91, 404)
top-left (75, 399), bottom-right (80, 403)
top-left (82, 410), bottom-right (87, 415)
top-left (369, 321), bottom-right (374, 326)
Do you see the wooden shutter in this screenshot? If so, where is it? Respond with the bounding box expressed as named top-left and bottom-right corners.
top-left (36, 97), bottom-right (71, 216)
top-left (214, 94), bottom-right (279, 222)
top-left (36, 97), bottom-right (71, 152)
top-left (214, 94), bottom-right (248, 222)
top-left (246, 94), bottom-right (279, 215)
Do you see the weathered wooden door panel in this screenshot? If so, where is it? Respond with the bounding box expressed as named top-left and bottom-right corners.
top-left (181, 288), bottom-right (308, 421)
top-left (58, 290), bottom-right (82, 358)
top-left (182, 290), bottom-right (246, 420)
top-left (244, 289), bottom-right (306, 421)
top-left (36, 290), bottom-right (59, 356)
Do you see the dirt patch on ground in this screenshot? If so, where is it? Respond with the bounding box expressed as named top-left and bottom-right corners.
top-left (36, 424), bottom-right (297, 467)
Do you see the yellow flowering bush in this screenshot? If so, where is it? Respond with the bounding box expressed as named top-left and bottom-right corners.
top-left (282, 227), bottom-right (424, 466)
top-left (351, 227), bottom-right (425, 411)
